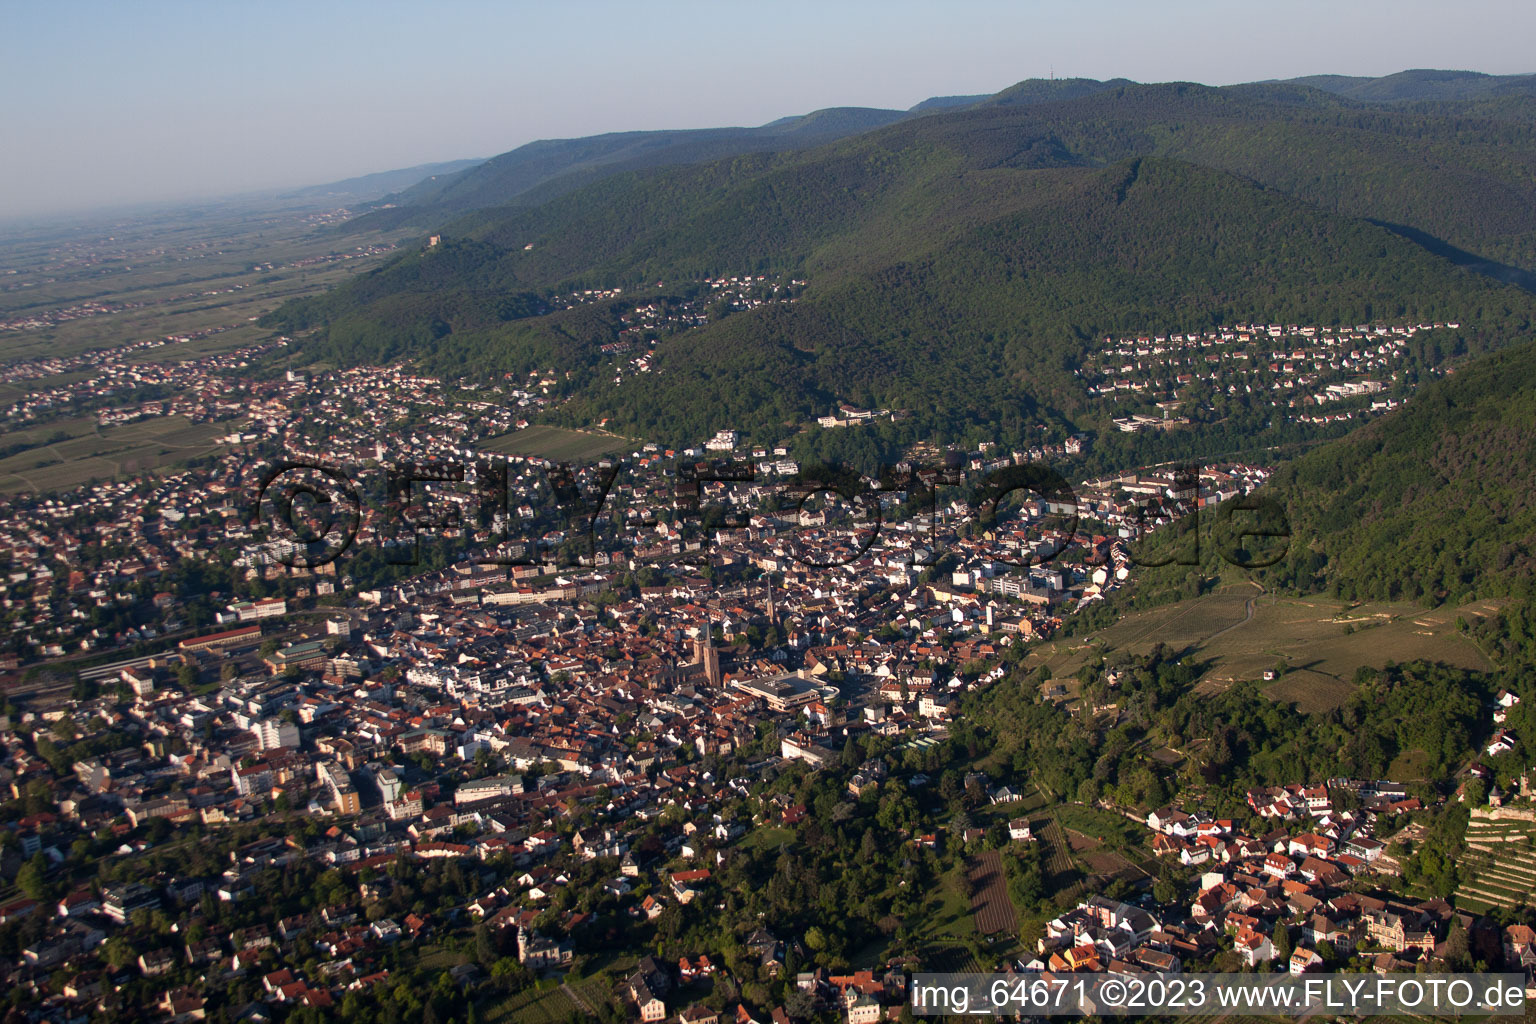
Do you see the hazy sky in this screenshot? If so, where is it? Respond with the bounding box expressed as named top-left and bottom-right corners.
top-left (4, 0), bottom-right (1534, 220)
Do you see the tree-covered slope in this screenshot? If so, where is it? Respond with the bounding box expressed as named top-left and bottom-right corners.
top-left (851, 81), bottom-right (1536, 275)
top-left (264, 77), bottom-right (1536, 458)
top-left (364, 80), bottom-right (1536, 277)
top-left (1258, 338), bottom-right (1536, 606)
top-left (349, 74), bottom-right (1536, 271)
top-left (277, 158), bottom-right (485, 202)
top-left (269, 141), bottom-right (1536, 453)
top-left (346, 80), bottom-right (1151, 230)
top-left (566, 156), bottom-right (1534, 447)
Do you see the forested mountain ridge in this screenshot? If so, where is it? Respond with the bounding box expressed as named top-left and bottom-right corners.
top-left (268, 77), bottom-right (1536, 455)
top-left (321, 78), bottom-right (1536, 294)
top-left (352, 70), bottom-right (1536, 244)
top-left (350, 106), bottom-right (916, 231)
top-left (347, 78), bottom-right (1151, 229)
top-left (277, 158), bottom-right (485, 202)
top-left (1277, 68), bottom-right (1536, 104)
top-left (270, 148), bottom-right (1529, 457)
top-left (439, 75), bottom-right (1536, 277)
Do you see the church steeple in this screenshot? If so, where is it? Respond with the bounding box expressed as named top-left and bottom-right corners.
top-left (693, 611), bottom-right (721, 687)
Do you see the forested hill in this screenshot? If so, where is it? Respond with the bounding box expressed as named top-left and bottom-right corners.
top-left (1277, 68), bottom-right (1536, 104)
top-left (268, 144), bottom-right (1536, 458)
top-left (349, 107), bottom-right (914, 231)
top-left (544, 155), bottom-right (1528, 452)
top-left (345, 79), bottom-right (1153, 231)
top-left (277, 158), bottom-right (485, 202)
top-left (1256, 337), bottom-right (1536, 610)
top-left (349, 70), bottom-right (1536, 240)
top-left (265, 76), bottom-right (1536, 456)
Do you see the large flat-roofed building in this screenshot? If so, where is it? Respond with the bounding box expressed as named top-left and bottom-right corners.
top-left (179, 625), bottom-right (261, 654)
top-left (732, 670), bottom-right (821, 713)
top-left (228, 597), bottom-right (287, 622)
top-left (454, 773), bottom-right (524, 805)
top-left (253, 718), bottom-right (299, 751)
top-left (316, 761), bottom-right (360, 815)
top-left (781, 732), bottom-right (837, 765)
top-left (264, 641), bottom-right (327, 675)
top-left (101, 882), bottom-right (160, 924)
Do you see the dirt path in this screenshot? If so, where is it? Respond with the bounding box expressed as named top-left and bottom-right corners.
top-left (561, 981), bottom-right (593, 1016)
top-left (1204, 582), bottom-right (1265, 643)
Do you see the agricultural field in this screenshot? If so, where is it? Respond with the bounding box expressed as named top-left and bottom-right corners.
top-left (1, 200), bottom-right (399, 363)
top-left (412, 943), bottom-right (469, 970)
top-left (481, 980), bottom-right (581, 1024)
top-left (1063, 828), bottom-right (1144, 883)
top-left (480, 424), bottom-right (634, 462)
top-left (967, 850), bottom-right (1018, 935)
top-left (0, 414), bottom-right (231, 494)
top-left (1025, 586), bottom-right (1496, 713)
top-left (1452, 810), bottom-right (1536, 913)
top-left (918, 940), bottom-right (988, 974)
top-left (1035, 815), bottom-right (1078, 885)
top-left (0, 414), bottom-right (100, 452)
top-left (0, 372), bottom-right (91, 404)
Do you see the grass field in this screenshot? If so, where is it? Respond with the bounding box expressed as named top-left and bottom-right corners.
top-left (480, 425), bottom-right (635, 461)
top-left (1025, 586), bottom-right (1496, 713)
top-left (413, 943), bottom-right (469, 969)
top-left (1055, 803), bottom-right (1147, 854)
top-left (738, 825), bottom-right (795, 853)
top-left (1386, 748), bottom-right (1432, 781)
top-left (914, 862), bottom-right (981, 945)
top-left (0, 414), bottom-right (231, 493)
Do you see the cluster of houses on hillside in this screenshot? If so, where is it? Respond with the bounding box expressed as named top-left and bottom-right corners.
top-left (1084, 320), bottom-right (1458, 432)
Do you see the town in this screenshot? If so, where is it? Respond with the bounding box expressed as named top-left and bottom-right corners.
top-left (0, 314), bottom-right (1528, 1023)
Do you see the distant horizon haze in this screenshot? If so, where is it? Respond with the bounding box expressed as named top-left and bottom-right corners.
top-left (3, 0), bottom-right (1535, 220)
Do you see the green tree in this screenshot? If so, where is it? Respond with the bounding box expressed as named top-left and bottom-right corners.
top-left (102, 935), bottom-right (135, 971)
top-left (1272, 921), bottom-right (1293, 964)
top-left (16, 854), bottom-right (48, 901)
top-left (1444, 916), bottom-right (1470, 970)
